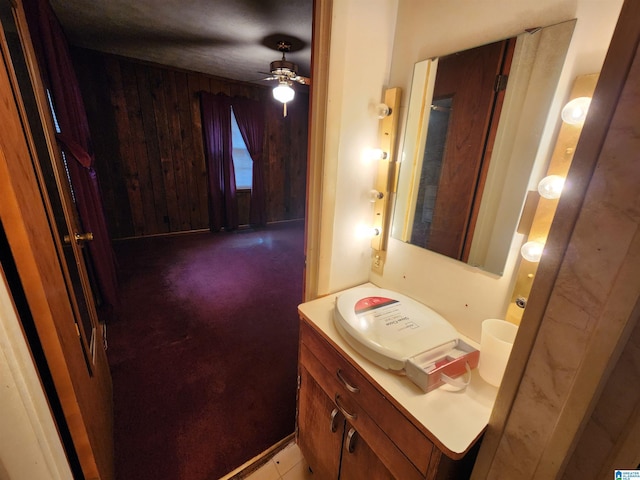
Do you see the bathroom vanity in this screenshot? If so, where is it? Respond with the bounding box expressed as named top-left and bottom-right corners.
top-left (296, 284), bottom-right (498, 479)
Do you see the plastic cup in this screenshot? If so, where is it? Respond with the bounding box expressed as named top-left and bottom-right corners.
top-left (478, 319), bottom-right (518, 387)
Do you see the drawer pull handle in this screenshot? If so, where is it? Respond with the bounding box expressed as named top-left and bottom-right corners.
top-left (336, 369), bottom-right (360, 393)
top-left (335, 394), bottom-right (357, 421)
top-left (330, 408), bottom-right (340, 433)
top-left (345, 427), bottom-right (358, 453)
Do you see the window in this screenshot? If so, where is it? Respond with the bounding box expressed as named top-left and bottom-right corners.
top-left (46, 89), bottom-right (76, 203)
top-left (231, 108), bottom-right (252, 189)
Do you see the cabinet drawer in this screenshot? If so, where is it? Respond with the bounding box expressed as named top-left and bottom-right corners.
top-left (300, 320), bottom-right (434, 476)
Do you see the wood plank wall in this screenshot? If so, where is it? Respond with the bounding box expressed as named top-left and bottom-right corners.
top-left (71, 47), bottom-right (308, 239)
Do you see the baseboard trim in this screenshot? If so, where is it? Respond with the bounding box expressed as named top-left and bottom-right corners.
top-left (220, 433), bottom-right (296, 480)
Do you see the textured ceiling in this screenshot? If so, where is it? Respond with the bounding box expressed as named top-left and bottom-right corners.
top-left (50, 0), bottom-right (313, 84)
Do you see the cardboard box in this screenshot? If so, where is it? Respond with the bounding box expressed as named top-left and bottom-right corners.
top-left (405, 340), bottom-right (479, 393)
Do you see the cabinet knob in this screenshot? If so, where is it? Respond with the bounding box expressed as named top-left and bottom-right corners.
top-left (330, 408), bottom-right (341, 433)
top-left (336, 368), bottom-right (360, 393)
top-left (335, 394), bottom-right (357, 421)
top-left (345, 427), bottom-right (358, 453)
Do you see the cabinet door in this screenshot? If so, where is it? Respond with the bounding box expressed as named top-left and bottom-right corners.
top-left (340, 424), bottom-right (395, 480)
top-left (298, 366), bottom-right (343, 479)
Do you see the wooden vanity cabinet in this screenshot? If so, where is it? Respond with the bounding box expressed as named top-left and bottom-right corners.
top-left (297, 318), bottom-right (479, 479)
top-left (298, 366), bottom-right (394, 479)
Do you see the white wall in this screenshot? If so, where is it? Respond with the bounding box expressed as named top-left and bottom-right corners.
top-left (317, 0), bottom-right (399, 294)
top-left (0, 277), bottom-right (72, 480)
top-left (317, 0), bottom-right (623, 341)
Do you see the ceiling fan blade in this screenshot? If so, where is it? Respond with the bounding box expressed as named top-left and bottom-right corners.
top-left (294, 75), bottom-right (311, 86)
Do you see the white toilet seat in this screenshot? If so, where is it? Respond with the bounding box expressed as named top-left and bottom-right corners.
top-left (333, 288), bottom-right (458, 371)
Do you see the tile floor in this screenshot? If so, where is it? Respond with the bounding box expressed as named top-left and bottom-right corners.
top-left (244, 442), bottom-right (312, 480)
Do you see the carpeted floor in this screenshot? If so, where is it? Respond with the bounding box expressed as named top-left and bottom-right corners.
top-left (108, 221), bottom-right (305, 480)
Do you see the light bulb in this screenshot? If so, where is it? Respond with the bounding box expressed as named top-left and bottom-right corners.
top-left (272, 82), bottom-right (295, 103)
top-left (537, 175), bottom-right (565, 199)
top-left (520, 241), bottom-right (545, 262)
top-left (369, 189), bottom-right (384, 202)
top-left (561, 97), bottom-right (591, 125)
top-left (375, 103), bottom-right (392, 118)
top-left (356, 224), bottom-right (381, 238)
top-left (362, 148), bottom-right (388, 162)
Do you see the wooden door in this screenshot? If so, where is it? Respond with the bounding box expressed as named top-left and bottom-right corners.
top-left (414, 39), bottom-right (513, 260)
top-left (298, 366), bottom-right (343, 479)
top-left (0, 2), bottom-right (114, 479)
top-left (339, 423), bottom-right (395, 480)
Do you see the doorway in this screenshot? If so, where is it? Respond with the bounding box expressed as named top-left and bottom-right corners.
top-left (68, 34), bottom-right (310, 480)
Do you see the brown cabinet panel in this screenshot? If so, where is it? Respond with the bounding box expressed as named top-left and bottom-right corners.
top-left (298, 366), bottom-right (343, 479)
top-left (340, 424), bottom-right (395, 480)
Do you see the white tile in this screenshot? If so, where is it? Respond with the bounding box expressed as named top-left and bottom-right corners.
top-left (281, 460), bottom-right (314, 480)
top-left (273, 442), bottom-right (304, 476)
top-left (243, 460), bottom-right (281, 480)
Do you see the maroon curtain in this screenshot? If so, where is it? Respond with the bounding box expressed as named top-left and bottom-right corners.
top-left (23, 0), bottom-right (119, 314)
top-left (231, 96), bottom-right (267, 227)
top-left (200, 92), bottom-right (238, 231)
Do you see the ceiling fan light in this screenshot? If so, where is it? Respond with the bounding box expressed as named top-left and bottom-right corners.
top-left (273, 82), bottom-right (295, 103)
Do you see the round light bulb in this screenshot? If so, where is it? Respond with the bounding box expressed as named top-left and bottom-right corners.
top-left (362, 148), bottom-right (388, 163)
top-left (537, 175), bottom-right (565, 199)
top-left (272, 82), bottom-right (295, 103)
top-left (561, 97), bottom-right (591, 125)
top-left (375, 103), bottom-right (392, 118)
top-left (520, 241), bottom-right (545, 262)
top-left (369, 189), bottom-right (384, 202)
top-left (355, 224), bottom-right (381, 239)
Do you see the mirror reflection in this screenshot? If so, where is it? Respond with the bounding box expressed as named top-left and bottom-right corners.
top-left (392, 20), bottom-right (576, 275)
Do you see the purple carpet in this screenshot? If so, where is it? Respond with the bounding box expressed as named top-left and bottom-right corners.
top-left (108, 221), bottom-right (305, 479)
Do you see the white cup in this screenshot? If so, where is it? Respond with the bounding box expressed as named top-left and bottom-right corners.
top-left (478, 319), bottom-right (518, 387)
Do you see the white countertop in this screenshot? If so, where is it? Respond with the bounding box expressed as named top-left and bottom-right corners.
top-left (298, 283), bottom-right (498, 456)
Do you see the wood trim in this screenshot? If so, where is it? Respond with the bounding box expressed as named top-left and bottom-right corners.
top-left (0, 51), bottom-right (101, 480)
top-left (304, 0), bottom-right (333, 300)
top-left (472, 0), bottom-right (640, 477)
top-left (0, 2), bottom-right (114, 478)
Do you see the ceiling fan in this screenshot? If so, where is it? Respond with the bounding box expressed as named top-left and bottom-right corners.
top-left (263, 41), bottom-right (310, 116)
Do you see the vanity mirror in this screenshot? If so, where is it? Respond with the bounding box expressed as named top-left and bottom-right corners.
top-left (391, 20), bottom-right (576, 275)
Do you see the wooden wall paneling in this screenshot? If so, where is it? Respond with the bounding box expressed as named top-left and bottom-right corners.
top-left (267, 101), bottom-right (287, 222)
top-left (104, 57), bottom-right (147, 237)
top-left (283, 113), bottom-right (294, 219)
top-left (162, 68), bottom-right (190, 231)
top-left (147, 66), bottom-right (181, 231)
top-left (230, 82), bottom-right (261, 100)
top-left (118, 60), bottom-right (160, 236)
top-left (236, 190), bottom-right (251, 226)
top-left (72, 49), bottom-right (308, 237)
top-left (134, 62), bottom-right (169, 234)
top-left (297, 97), bottom-right (310, 219)
top-left (186, 72), bottom-right (209, 228)
top-left (174, 71), bottom-right (202, 229)
top-left (73, 50), bottom-right (135, 238)
top-left (288, 92), bottom-right (309, 219)
top-left (208, 76), bottom-right (231, 96)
